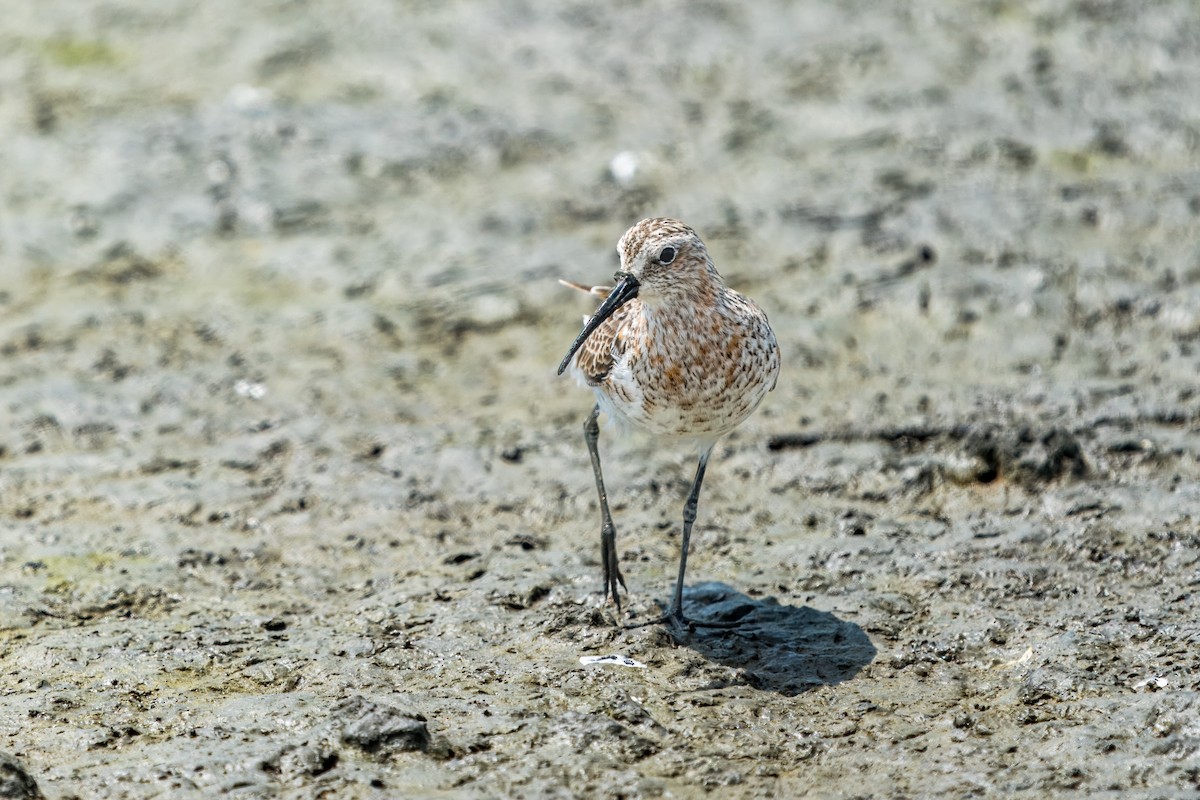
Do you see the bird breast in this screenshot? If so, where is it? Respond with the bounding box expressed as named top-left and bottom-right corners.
top-left (596, 292), bottom-right (779, 439)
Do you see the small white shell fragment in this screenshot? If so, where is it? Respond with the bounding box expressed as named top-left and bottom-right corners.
top-left (995, 646), bottom-right (1033, 669)
top-left (234, 380), bottom-right (267, 400)
top-left (227, 83), bottom-right (274, 110)
top-left (1132, 675), bottom-right (1168, 691)
top-left (609, 151), bottom-right (641, 186)
top-left (580, 654), bottom-right (647, 669)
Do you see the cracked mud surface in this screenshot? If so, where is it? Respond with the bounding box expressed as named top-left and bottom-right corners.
top-left (1, 1), bottom-right (1199, 797)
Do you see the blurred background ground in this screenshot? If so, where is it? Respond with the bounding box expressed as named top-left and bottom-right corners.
top-left (1, 1), bottom-right (1199, 797)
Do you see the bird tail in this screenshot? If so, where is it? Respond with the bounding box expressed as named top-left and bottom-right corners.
top-left (558, 279), bottom-right (611, 300)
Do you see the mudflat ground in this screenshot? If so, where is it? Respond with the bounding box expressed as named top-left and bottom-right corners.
top-left (1, 1), bottom-right (1199, 797)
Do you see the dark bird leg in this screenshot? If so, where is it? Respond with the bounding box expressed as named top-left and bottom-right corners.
top-left (668, 444), bottom-right (714, 625)
top-left (584, 404), bottom-right (625, 612)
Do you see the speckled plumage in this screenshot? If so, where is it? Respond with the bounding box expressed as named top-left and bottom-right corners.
top-left (557, 218), bottom-right (781, 626)
top-left (562, 218), bottom-right (779, 442)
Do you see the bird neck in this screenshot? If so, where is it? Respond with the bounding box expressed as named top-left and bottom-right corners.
top-left (637, 270), bottom-right (722, 310)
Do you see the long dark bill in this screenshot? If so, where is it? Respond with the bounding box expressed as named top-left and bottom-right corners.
top-left (557, 272), bottom-right (640, 375)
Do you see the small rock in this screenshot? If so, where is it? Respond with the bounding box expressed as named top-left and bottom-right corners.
top-left (337, 696), bottom-right (429, 754)
top-left (261, 744), bottom-right (338, 780)
top-left (0, 752), bottom-right (44, 800)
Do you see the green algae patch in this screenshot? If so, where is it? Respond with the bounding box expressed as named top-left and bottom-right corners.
top-left (42, 38), bottom-right (120, 68)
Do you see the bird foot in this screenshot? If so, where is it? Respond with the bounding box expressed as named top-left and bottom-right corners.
top-left (620, 606), bottom-right (746, 633)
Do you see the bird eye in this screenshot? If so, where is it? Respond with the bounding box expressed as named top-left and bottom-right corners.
top-left (657, 246), bottom-right (676, 265)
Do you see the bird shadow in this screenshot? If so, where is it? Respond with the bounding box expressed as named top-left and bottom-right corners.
top-left (662, 582), bottom-right (876, 696)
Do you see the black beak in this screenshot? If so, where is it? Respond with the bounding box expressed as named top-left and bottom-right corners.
top-left (557, 272), bottom-right (640, 375)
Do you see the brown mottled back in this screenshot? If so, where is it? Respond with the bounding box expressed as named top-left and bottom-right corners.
top-left (573, 300), bottom-right (640, 386)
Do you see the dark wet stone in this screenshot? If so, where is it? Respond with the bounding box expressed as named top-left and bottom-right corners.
top-left (964, 423), bottom-right (1087, 485)
top-left (0, 753), bottom-right (44, 800)
top-left (337, 697), bottom-right (430, 755)
top-left (261, 744), bottom-right (339, 780)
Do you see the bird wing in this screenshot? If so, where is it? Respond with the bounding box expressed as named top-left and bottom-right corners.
top-left (559, 279), bottom-right (635, 386)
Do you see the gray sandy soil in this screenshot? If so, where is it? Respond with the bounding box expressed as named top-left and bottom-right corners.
top-left (2, 1), bottom-right (1199, 797)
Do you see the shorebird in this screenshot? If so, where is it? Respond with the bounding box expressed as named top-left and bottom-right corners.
top-left (557, 218), bottom-right (781, 626)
